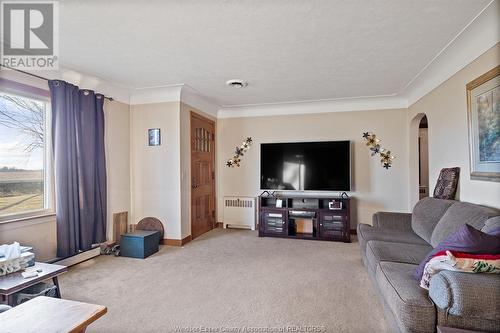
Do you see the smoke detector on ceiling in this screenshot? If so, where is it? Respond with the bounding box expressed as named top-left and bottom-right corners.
top-left (226, 79), bottom-right (248, 88)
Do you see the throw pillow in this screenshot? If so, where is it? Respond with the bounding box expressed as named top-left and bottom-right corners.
top-left (433, 167), bottom-right (460, 200)
top-left (413, 224), bottom-right (500, 280)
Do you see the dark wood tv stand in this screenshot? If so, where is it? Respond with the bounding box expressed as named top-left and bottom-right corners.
top-left (258, 195), bottom-right (351, 242)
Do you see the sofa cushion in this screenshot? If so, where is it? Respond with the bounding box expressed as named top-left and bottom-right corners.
top-left (365, 240), bottom-right (432, 273)
top-left (357, 223), bottom-right (428, 253)
top-left (430, 202), bottom-right (499, 247)
top-left (376, 262), bottom-right (436, 333)
top-left (411, 197), bottom-right (455, 244)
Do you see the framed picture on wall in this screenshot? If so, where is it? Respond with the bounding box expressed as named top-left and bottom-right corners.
top-left (148, 128), bottom-right (161, 146)
top-left (466, 65), bottom-right (500, 182)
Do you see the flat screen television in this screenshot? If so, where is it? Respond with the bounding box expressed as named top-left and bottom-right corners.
top-left (260, 141), bottom-right (351, 191)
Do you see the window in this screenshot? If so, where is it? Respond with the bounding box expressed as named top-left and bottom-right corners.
top-left (0, 90), bottom-right (52, 220)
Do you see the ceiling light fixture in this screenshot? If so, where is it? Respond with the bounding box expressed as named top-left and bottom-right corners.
top-left (226, 79), bottom-right (248, 88)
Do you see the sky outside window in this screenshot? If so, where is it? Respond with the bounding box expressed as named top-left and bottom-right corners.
top-left (0, 92), bottom-right (46, 216)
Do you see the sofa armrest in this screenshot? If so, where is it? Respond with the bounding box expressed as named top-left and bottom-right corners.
top-left (371, 211), bottom-right (412, 231)
top-left (429, 270), bottom-right (500, 321)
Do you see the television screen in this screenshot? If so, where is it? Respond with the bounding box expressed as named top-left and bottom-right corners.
top-left (260, 141), bottom-right (351, 191)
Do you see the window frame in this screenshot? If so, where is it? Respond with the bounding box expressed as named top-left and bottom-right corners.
top-left (0, 82), bottom-right (54, 223)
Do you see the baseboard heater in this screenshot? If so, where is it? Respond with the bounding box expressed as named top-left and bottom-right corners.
top-left (223, 196), bottom-right (256, 230)
top-left (49, 245), bottom-right (100, 267)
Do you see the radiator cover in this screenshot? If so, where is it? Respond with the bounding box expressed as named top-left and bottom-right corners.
top-left (223, 196), bottom-right (256, 230)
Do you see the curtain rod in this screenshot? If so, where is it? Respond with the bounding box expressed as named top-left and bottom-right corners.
top-left (0, 64), bottom-right (114, 101)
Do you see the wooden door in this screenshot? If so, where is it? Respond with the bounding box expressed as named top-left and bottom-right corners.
top-left (191, 112), bottom-right (216, 239)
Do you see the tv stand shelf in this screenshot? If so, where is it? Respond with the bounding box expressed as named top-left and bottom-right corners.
top-left (258, 195), bottom-right (351, 242)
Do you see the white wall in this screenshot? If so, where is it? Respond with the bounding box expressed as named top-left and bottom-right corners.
top-left (217, 109), bottom-right (410, 228)
top-left (408, 43), bottom-right (500, 209)
top-left (130, 102), bottom-right (182, 239)
top-left (104, 100), bottom-right (131, 241)
top-left (0, 216), bottom-right (56, 261)
top-left (180, 104), bottom-right (191, 239)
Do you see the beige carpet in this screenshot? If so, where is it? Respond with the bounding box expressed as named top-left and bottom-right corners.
top-left (59, 228), bottom-right (389, 333)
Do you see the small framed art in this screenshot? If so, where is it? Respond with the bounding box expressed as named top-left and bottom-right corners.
top-left (148, 128), bottom-right (161, 146)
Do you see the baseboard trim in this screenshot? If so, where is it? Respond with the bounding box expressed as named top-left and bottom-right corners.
top-left (162, 235), bottom-right (192, 246)
top-left (53, 246), bottom-right (101, 267)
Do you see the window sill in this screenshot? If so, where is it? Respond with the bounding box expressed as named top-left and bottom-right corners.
top-left (0, 211), bottom-right (56, 225)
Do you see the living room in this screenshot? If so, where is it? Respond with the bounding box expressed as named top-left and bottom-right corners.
top-left (0, 1), bottom-right (499, 332)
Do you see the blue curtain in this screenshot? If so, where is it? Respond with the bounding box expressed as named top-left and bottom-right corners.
top-left (49, 80), bottom-right (107, 258)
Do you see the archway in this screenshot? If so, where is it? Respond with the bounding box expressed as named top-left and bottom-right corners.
top-left (418, 116), bottom-right (429, 199)
top-left (409, 113), bottom-right (429, 207)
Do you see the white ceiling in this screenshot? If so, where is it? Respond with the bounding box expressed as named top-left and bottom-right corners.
top-left (59, 0), bottom-right (492, 107)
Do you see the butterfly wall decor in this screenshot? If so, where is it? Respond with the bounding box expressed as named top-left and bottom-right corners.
top-left (362, 132), bottom-right (395, 169)
top-left (227, 137), bottom-right (253, 168)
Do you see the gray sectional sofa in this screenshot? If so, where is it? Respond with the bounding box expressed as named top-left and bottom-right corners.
top-left (357, 197), bottom-right (500, 333)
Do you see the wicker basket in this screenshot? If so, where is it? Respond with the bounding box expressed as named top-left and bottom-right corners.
top-left (14, 282), bottom-right (58, 306)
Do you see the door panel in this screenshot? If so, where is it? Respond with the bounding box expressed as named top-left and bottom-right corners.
top-left (191, 113), bottom-right (216, 239)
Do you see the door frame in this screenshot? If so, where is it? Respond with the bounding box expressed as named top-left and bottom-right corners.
top-left (190, 111), bottom-right (216, 239)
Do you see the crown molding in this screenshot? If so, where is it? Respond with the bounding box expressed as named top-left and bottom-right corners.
top-left (129, 84), bottom-right (222, 116)
top-left (180, 85), bottom-right (220, 117)
top-left (55, 67), bottom-right (132, 103)
top-left (217, 95), bottom-right (407, 119)
top-left (401, 0), bottom-right (499, 106)
top-left (129, 85), bottom-right (183, 105)
top-left (0, 66), bottom-right (132, 104)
